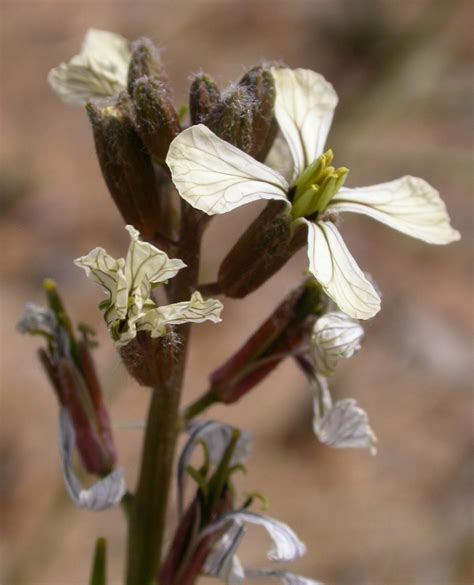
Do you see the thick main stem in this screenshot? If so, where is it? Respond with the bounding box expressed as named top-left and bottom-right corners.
top-left (126, 205), bottom-right (205, 585)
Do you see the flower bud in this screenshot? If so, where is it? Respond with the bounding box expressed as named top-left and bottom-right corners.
top-left (239, 65), bottom-right (278, 161)
top-left (86, 93), bottom-right (162, 240)
top-left (132, 75), bottom-right (180, 162)
top-left (208, 86), bottom-right (253, 153)
top-left (217, 201), bottom-right (307, 298)
top-left (189, 73), bottom-right (221, 125)
top-left (311, 311), bottom-right (364, 376)
top-left (210, 280), bottom-right (324, 404)
top-left (17, 281), bottom-right (117, 476)
top-left (127, 37), bottom-right (166, 94)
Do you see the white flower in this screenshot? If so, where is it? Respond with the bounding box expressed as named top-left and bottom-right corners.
top-left (203, 511), bottom-right (322, 585)
top-left (75, 225), bottom-right (223, 347)
top-left (311, 311), bottom-right (364, 376)
top-left (311, 375), bottom-right (377, 455)
top-left (166, 67), bottom-right (460, 320)
top-left (48, 29), bottom-right (131, 105)
top-left (59, 409), bottom-right (126, 511)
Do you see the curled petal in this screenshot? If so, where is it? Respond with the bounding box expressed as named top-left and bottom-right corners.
top-left (271, 67), bottom-right (338, 180)
top-left (204, 511), bottom-right (306, 562)
top-left (48, 29), bottom-right (130, 105)
top-left (305, 220), bottom-right (381, 320)
top-left (166, 124), bottom-right (289, 215)
top-left (17, 303), bottom-right (56, 336)
top-left (178, 420), bottom-right (251, 514)
top-left (330, 176), bottom-right (460, 244)
top-left (59, 409), bottom-right (126, 510)
top-left (124, 225), bottom-right (186, 304)
top-left (155, 291), bottom-right (223, 327)
top-left (311, 311), bottom-right (364, 376)
top-left (204, 523), bottom-right (246, 584)
top-left (74, 247), bottom-right (128, 319)
top-left (311, 377), bottom-right (377, 455)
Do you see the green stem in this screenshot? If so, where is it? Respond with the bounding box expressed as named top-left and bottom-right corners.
top-left (126, 382), bottom-right (182, 585)
top-left (183, 389), bottom-right (218, 422)
top-left (125, 204), bottom-right (206, 585)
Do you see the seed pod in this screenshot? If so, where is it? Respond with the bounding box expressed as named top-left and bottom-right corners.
top-left (132, 75), bottom-right (180, 162)
top-left (127, 37), bottom-right (166, 95)
top-left (86, 92), bottom-right (162, 240)
top-left (239, 65), bottom-right (278, 161)
top-left (218, 201), bottom-right (307, 298)
top-left (189, 73), bottom-right (220, 125)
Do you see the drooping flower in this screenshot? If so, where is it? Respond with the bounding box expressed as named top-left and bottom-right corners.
top-left (48, 29), bottom-right (131, 105)
top-left (75, 225), bottom-right (223, 347)
top-left (166, 67), bottom-right (460, 320)
top-left (311, 374), bottom-right (377, 455)
top-left (311, 310), bottom-right (364, 376)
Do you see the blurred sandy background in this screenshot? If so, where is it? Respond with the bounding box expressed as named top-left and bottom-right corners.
top-left (1, 0), bottom-right (473, 583)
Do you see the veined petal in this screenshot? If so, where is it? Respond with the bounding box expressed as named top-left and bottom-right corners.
top-left (178, 420), bottom-right (251, 515)
top-left (59, 410), bottom-right (126, 510)
top-left (204, 511), bottom-right (306, 562)
top-left (311, 311), bottom-right (364, 376)
top-left (305, 220), bottom-right (381, 320)
top-left (17, 303), bottom-right (56, 336)
top-left (271, 67), bottom-right (338, 180)
top-left (48, 29), bottom-right (130, 105)
top-left (124, 225), bottom-right (186, 303)
top-left (330, 176), bottom-right (460, 244)
top-left (154, 291), bottom-right (223, 327)
top-left (203, 523), bottom-right (246, 584)
top-left (166, 124), bottom-right (289, 215)
top-left (74, 248), bottom-right (128, 318)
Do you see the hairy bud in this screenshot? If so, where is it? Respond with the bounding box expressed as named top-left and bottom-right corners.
top-left (132, 76), bottom-right (180, 162)
top-left (239, 65), bottom-right (278, 161)
top-left (86, 93), bottom-right (162, 240)
top-left (189, 73), bottom-right (221, 125)
top-left (218, 201), bottom-right (307, 298)
top-left (208, 86), bottom-right (253, 153)
top-left (127, 37), bottom-right (166, 94)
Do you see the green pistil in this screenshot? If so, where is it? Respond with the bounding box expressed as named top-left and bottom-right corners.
top-left (291, 149), bottom-right (349, 219)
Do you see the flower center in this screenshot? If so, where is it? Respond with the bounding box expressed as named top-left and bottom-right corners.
top-left (291, 150), bottom-right (349, 220)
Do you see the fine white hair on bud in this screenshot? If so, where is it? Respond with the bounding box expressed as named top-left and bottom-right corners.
top-left (48, 28), bottom-right (131, 105)
top-left (311, 310), bottom-right (364, 376)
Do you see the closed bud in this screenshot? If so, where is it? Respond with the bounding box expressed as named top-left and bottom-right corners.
top-left (239, 65), bottom-right (278, 161)
top-left (218, 201), bottom-right (306, 298)
top-left (189, 73), bottom-right (221, 125)
top-left (209, 86), bottom-right (253, 153)
top-left (127, 37), bottom-right (166, 94)
top-left (132, 75), bottom-right (180, 162)
top-left (86, 93), bottom-right (162, 240)
top-left (210, 280), bottom-right (324, 404)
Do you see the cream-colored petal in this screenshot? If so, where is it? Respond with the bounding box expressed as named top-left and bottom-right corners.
top-left (271, 67), bottom-right (338, 180)
top-left (48, 29), bottom-right (130, 105)
top-left (74, 247), bottom-right (128, 318)
top-left (311, 311), bottom-right (364, 376)
top-left (166, 124), bottom-right (289, 215)
top-left (149, 291), bottom-right (223, 330)
top-left (330, 176), bottom-right (460, 244)
top-left (305, 221), bottom-right (381, 320)
top-left (124, 225), bottom-right (186, 303)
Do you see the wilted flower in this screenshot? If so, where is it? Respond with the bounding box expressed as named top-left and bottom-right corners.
top-left (311, 375), bottom-right (377, 455)
top-left (48, 28), bottom-right (131, 105)
top-left (75, 225), bottom-right (223, 347)
top-left (311, 310), bottom-right (364, 376)
top-left (167, 67), bottom-right (460, 320)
